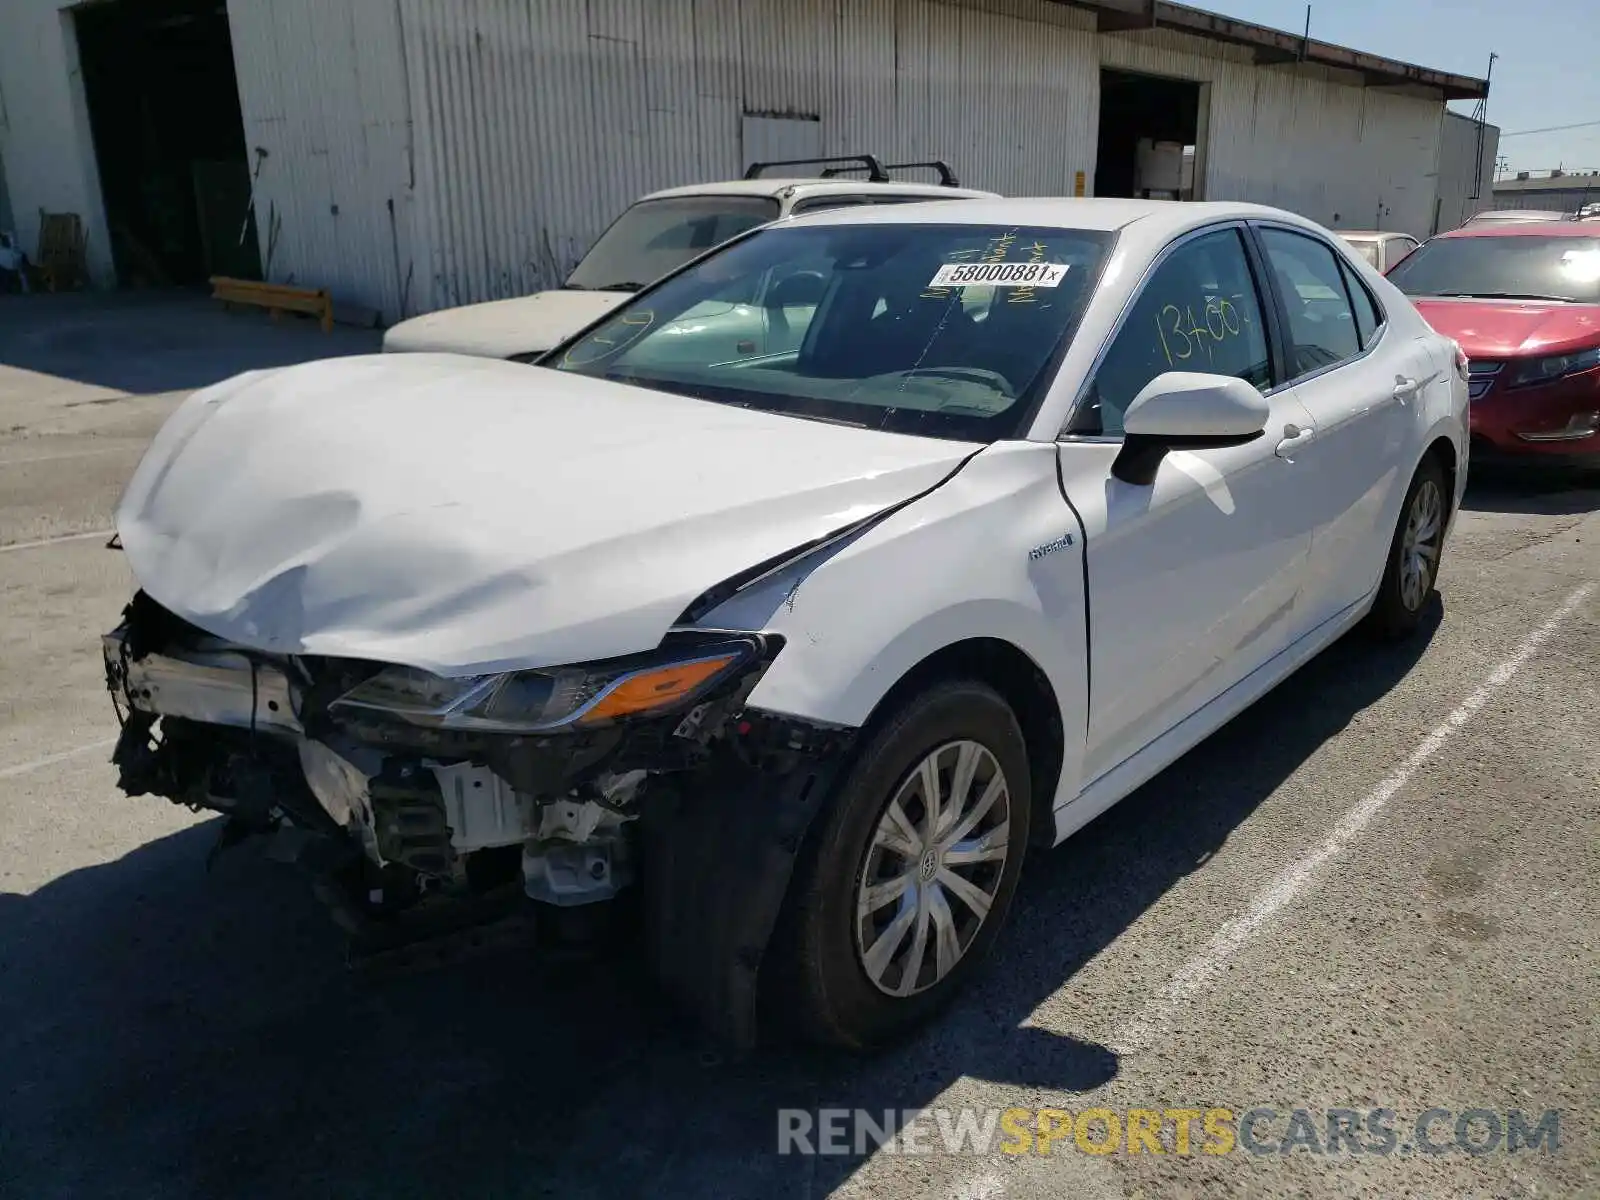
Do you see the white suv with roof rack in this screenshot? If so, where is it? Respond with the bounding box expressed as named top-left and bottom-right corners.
top-left (381, 156), bottom-right (998, 362)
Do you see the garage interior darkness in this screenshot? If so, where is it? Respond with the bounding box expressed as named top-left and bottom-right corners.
top-left (74, 0), bottom-right (260, 287)
top-left (1095, 69), bottom-right (1202, 200)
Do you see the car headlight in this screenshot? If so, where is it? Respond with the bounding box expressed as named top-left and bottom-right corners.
top-left (1508, 346), bottom-right (1600, 388)
top-left (329, 636), bottom-right (767, 733)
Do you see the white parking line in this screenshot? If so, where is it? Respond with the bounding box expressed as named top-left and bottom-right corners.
top-left (0, 529), bottom-right (116, 554)
top-left (1112, 581), bottom-right (1594, 1054)
top-left (0, 446), bottom-right (133, 467)
top-left (0, 737), bottom-right (119, 781)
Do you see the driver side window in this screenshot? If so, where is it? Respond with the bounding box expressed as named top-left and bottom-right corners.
top-left (1078, 227), bottom-right (1272, 436)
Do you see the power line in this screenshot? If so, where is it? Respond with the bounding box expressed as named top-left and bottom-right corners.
top-left (1500, 119), bottom-right (1600, 138)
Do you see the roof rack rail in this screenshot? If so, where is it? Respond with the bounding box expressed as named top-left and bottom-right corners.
top-left (743, 155), bottom-right (888, 182)
top-left (885, 160), bottom-right (961, 187)
top-left (819, 159), bottom-right (962, 187)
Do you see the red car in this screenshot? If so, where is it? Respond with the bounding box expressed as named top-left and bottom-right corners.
top-left (1385, 222), bottom-right (1600, 468)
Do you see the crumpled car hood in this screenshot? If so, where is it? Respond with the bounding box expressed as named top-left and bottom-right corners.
top-left (380, 290), bottom-right (628, 358)
top-left (116, 354), bottom-right (976, 675)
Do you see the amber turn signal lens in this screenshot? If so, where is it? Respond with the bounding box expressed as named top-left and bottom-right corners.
top-left (577, 655), bottom-right (738, 724)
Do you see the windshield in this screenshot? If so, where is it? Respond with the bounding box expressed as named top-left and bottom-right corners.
top-left (546, 222), bottom-right (1115, 442)
top-left (564, 196), bottom-right (781, 291)
top-left (1343, 239), bottom-right (1381, 269)
top-left (1386, 235), bottom-right (1600, 304)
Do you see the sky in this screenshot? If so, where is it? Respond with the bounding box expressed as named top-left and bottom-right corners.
top-left (1203, 0), bottom-right (1600, 176)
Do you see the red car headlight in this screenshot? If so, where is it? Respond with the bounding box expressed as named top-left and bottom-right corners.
top-left (1507, 346), bottom-right (1600, 388)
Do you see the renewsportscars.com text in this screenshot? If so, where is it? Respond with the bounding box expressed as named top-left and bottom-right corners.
top-left (777, 1106), bottom-right (1561, 1158)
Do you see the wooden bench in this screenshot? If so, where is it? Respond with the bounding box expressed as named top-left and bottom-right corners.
top-left (210, 276), bottom-right (333, 332)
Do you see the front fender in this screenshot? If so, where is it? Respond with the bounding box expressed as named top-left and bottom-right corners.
top-left (704, 442), bottom-right (1090, 809)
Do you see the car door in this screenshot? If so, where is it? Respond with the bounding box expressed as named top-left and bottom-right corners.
top-left (1061, 224), bottom-right (1321, 782)
top-left (1251, 224), bottom-right (1432, 633)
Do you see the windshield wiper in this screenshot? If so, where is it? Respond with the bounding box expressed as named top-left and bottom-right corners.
top-left (590, 282), bottom-right (645, 293)
top-left (787, 412), bottom-right (870, 429)
top-left (1429, 291), bottom-right (1573, 302)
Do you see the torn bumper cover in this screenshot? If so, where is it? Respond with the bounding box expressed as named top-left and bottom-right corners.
top-left (103, 592), bottom-right (854, 1046)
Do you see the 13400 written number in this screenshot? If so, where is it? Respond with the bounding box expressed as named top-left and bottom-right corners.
top-left (1155, 296), bottom-right (1250, 366)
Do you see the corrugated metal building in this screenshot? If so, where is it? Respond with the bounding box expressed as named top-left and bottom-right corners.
top-left (1490, 171), bottom-right (1600, 216)
top-left (1433, 110), bottom-right (1499, 234)
top-left (0, 0), bottom-right (1487, 323)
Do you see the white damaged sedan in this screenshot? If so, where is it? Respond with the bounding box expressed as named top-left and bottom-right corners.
top-left (105, 198), bottom-right (1467, 1050)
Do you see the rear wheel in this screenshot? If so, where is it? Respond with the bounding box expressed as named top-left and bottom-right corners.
top-left (1367, 455), bottom-right (1447, 639)
top-left (769, 681), bottom-right (1031, 1051)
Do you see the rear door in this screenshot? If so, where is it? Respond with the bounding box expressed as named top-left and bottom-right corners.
top-left (1250, 223), bottom-right (1432, 633)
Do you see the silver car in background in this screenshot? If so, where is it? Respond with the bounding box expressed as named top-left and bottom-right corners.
top-left (1335, 230), bottom-right (1421, 273)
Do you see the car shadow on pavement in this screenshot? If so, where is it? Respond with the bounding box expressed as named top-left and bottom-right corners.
top-left (0, 290), bottom-right (380, 396)
top-left (0, 605), bottom-right (1440, 1200)
top-left (1461, 466), bottom-right (1600, 516)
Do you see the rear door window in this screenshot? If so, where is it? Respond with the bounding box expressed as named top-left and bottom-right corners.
top-left (1258, 228), bottom-right (1361, 379)
top-left (1338, 257), bottom-right (1383, 349)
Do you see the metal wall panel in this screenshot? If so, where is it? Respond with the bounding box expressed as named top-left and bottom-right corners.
top-left (1100, 26), bottom-right (1445, 239)
top-left (388, 0), bottom-right (1101, 314)
top-left (742, 115), bottom-right (825, 164)
top-left (212, 0), bottom-right (1457, 317)
top-left (920, 0), bottom-right (1098, 196)
top-left (0, 0), bottom-right (116, 284)
top-left (1489, 180), bottom-right (1600, 215)
top-left (1432, 112), bottom-right (1497, 233)
top-left (227, 0), bottom-right (417, 322)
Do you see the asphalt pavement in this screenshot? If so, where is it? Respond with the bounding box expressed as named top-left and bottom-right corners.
top-left (1, 291), bottom-right (1595, 1200)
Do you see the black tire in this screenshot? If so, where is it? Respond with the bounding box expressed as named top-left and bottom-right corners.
top-left (1366, 454), bottom-right (1448, 640)
top-left (768, 680), bottom-right (1031, 1051)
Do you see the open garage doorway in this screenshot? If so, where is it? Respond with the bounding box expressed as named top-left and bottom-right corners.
top-left (73, 0), bottom-right (260, 287)
top-left (1095, 69), bottom-right (1203, 201)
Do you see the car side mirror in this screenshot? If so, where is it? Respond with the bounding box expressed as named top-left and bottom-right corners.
top-left (1111, 371), bottom-right (1269, 486)
top-left (766, 271), bottom-right (826, 310)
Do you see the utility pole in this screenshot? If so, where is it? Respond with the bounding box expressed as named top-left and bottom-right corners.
top-left (1469, 51), bottom-right (1497, 200)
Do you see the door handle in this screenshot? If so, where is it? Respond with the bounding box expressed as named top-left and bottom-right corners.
top-left (1393, 374), bottom-right (1425, 403)
top-left (1275, 422), bottom-right (1315, 459)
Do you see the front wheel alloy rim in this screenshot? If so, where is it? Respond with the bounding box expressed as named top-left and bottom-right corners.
top-left (1400, 479), bottom-right (1443, 612)
top-left (854, 740), bottom-right (1011, 997)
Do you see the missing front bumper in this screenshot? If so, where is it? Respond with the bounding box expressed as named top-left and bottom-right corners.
top-left (104, 621), bottom-right (639, 893)
top-left (101, 596), bottom-right (856, 1048)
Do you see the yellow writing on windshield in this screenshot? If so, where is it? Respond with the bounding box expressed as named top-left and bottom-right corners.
top-left (1154, 294), bottom-right (1251, 366)
top-left (562, 308), bottom-right (655, 367)
top-left (1007, 241), bottom-right (1053, 305)
top-left (922, 231), bottom-right (1019, 301)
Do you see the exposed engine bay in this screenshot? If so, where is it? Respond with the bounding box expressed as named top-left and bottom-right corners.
top-left (103, 589), bottom-right (850, 1024)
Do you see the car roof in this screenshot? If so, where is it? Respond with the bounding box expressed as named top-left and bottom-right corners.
top-left (637, 178), bottom-right (1000, 202)
top-left (776, 196), bottom-right (1317, 235)
top-left (1440, 221), bottom-right (1600, 239)
top-left (1336, 230), bottom-right (1409, 241)
top-left (1463, 210), bottom-right (1569, 222)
